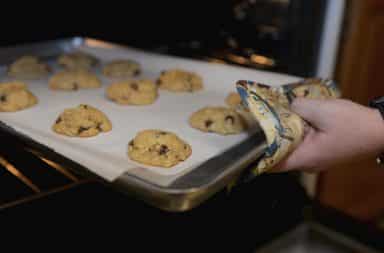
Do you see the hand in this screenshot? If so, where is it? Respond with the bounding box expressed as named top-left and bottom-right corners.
top-left (276, 98), bottom-right (384, 172)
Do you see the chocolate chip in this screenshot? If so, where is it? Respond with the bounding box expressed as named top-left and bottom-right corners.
top-left (73, 82), bottom-right (78, 90)
top-left (184, 145), bottom-right (188, 149)
top-left (78, 126), bottom-right (89, 134)
top-left (134, 70), bottom-right (140, 76)
top-left (304, 89), bottom-right (309, 97)
top-left (225, 115), bottom-right (235, 124)
top-left (96, 123), bottom-right (103, 131)
top-left (0, 94), bottom-right (6, 102)
top-left (55, 117), bottom-right (62, 124)
top-left (156, 80), bottom-right (162, 85)
top-left (155, 132), bottom-right (167, 138)
top-left (130, 83), bottom-right (138, 90)
top-left (129, 140), bottom-right (134, 146)
top-left (158, 145), bottom-right (169, 155)
top-left (188, 82), bottom-right (194, 92)
top-left (205, 120), bottom-right (213, 128)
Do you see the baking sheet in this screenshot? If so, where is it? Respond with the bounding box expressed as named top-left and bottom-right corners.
top-left (0, 42), bottom-right (299, 182)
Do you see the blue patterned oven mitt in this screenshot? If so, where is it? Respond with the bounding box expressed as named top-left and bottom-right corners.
top-left (235, 78), bottom-right (341, 178)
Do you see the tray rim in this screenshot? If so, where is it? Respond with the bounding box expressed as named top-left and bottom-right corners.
top-left (0, 37), bottom-right (268, 212)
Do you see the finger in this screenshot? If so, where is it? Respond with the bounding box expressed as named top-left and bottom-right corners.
top-left (274, 128), bottom-right (319, 171)
top-left (291, 98), bottom-right (329, 130)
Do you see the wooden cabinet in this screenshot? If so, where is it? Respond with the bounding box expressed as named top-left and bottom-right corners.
top-left (317, 0), bottom-right (384, 221)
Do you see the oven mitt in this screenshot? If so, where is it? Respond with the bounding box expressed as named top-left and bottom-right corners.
top-left (236, 78), bottom-right (340, 176)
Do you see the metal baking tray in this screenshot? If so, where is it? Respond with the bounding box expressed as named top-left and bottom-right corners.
top-left (0, 37), bottom-right (271, 211)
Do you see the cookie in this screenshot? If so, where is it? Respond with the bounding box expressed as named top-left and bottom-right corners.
top-left (284, 78), bottom-right (341, 101)
top-left (255, 83), bottom-right (290, 107)
top-left (102, 59), bottom-right (141, 78)
top-left (106, 80), bottom-right (158, 105)
top-left (57, 51), bottom-right (98, 70)
top-left (224, 92), bottom-right (259, 126)
top-left (225, 92), bottom-right (242, 108)
top-left (52, 104), bottom-right (112, 137)
top-left (189, 107), bottom-right (247, 135)
top-left (49, 70), bottom-right (101, 90)
top-left (7, 55), bottom-right (50, 79)
top-left (0, 82), bottom-right (38, 112)
top-left (128, 129), bottom-right (192, 168)
top-left (157, 69), bottom-right (203, 92)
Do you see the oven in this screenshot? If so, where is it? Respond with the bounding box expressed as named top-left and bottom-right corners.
top-left (1, 1), bottom-right (383, 251)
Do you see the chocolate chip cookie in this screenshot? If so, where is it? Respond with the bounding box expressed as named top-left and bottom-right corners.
top-left (286, 78), bottom-right (341, 100)
top-left (156, 69), bottom-right (203, 92)
top-left (225, 92), bottom-right (242, 108)
top-left (128, 129), bottom-right (192, 168)
top-left (49, 70), bottom-right (101, 90)
top-left (0, 82), bottom-right (38, 112)
top-left (106, 80), bottom-right (158, 105)
top-left (7, 55), bottom-right (50, 79)
top-left (57, 51), bottom-right (98, 71)
top-left (189, 107), bottom-right (247, 135)
top-left (52, 104), bottom-right (112, 137)
top-left (255, 83), bottom-right (290, 107)
top-left (102, 59), bottom-right (141, 78)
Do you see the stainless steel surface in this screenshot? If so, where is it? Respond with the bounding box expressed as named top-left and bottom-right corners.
top-left (255, 223), bottom-right (381, 253)
top-left (0, 37), bottom-right (268, 212)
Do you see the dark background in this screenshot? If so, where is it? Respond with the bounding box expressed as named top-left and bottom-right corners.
top-left (0, 2), bottom-right (232, 47)
top-left (1, 1), bottom-right (326, 77)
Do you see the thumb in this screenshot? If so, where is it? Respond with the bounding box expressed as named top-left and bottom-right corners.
top-left (290, 98), bottom-right (328, 130)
